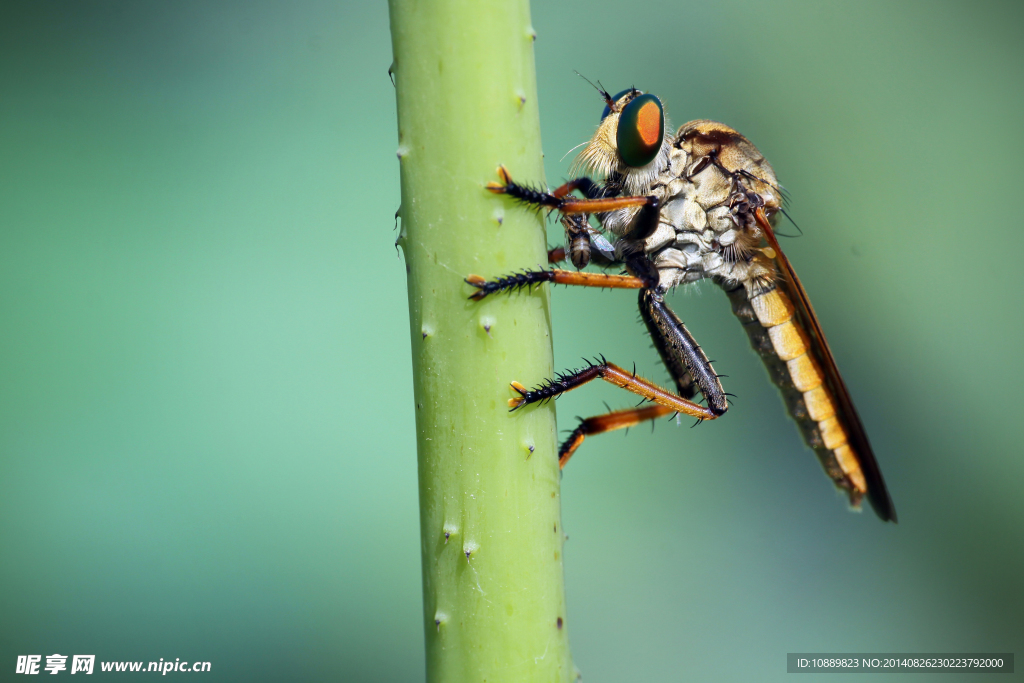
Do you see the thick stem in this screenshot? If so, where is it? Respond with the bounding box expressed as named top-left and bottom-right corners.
top-left (388, 2), bottom-right (573, 682)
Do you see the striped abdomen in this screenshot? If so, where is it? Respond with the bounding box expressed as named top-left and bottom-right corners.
top-left (723, 281), bottom-right (868, 505)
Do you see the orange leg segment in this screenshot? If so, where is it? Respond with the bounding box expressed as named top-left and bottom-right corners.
top-left (559, 405), bottom-right (675, 468)
top-left (509, 360), bottom-right (717, 421)
top-left (486, 165), bottom-right (654, 216)
top-left (466, 270), bottom-right (643, 301)
top-left (559, 196), bottom-right (651, 215)
top-left (552, 270), bottom-right (643, 289)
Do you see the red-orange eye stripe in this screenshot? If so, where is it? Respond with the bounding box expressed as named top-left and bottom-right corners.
top-left (636, 101), bottom-right (661, 146)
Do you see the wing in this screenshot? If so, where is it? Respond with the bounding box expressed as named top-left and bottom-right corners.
top-left (755, 208), bottom-right (897, 522)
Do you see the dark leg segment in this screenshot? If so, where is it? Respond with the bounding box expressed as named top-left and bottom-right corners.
top-left (552, 177), bottom-right (605, 200)
top-left (640, 289), bottom-right (729, 416)
top-left (617, 195), bottom-right (663, 242)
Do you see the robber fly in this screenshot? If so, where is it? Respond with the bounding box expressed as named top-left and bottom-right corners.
top-left (466, 86), bottom-right (896, 522)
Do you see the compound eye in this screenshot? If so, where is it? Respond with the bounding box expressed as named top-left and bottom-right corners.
top-left (616, 94), bottom-right (664, 167)
top-left (600, 89), bottom-right (634, 121)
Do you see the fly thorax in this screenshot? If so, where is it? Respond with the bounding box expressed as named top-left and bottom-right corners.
top-left (638, 124), bottom-right (783, 292)
top-left (642, 180), bottom-right (728, 290)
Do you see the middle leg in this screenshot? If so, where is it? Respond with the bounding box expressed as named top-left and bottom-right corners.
top-left (466, 269), bottom-right (644, 301)
top-left (467, 248), bottom-right (657, 302)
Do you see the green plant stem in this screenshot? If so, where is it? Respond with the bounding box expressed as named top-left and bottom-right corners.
top-left (389, 1), bottom-right (574, 681)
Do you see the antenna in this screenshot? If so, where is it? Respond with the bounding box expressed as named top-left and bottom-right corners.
top-left (573, 70), bottom-right (614, 109)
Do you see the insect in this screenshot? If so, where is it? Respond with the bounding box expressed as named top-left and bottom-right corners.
top-left (466, 86), bottom-right (896, 522)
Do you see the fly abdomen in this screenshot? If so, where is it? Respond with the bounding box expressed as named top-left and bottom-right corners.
top-left (724, 282), bottom-right (869, 502)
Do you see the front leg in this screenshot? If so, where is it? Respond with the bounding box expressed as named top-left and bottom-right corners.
top-left (486, 165), bottom-right (658, 218)
top-left (485, 166), bottom-right (608, 210)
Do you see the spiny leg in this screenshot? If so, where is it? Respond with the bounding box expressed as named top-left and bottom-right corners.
top-left (468, 248), bottom-right (656, 302)
top-left (465, 270), bottom-right (644, 301)
top-left (509, 288), bottom-right (730, 466)
top-left (486, 165), bottom-right (658, 218)
top-left (639, 288), bottom-right (729, 415)
top-left (486, 166), bottom-right (608, 210)
top-left (513, 171), bottom-right (618, 270)
top-left (470, 221), bottom-right (630, 300)
top-left (475, 168), bottom-right (661, 299)
top-left (559, 404), bottom-right (676, 468)
top-left (509, 359), bottom-right (718, 422)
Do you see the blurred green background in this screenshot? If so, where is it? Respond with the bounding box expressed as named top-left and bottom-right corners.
top-left (1, 1), bottom-right (1021, 680)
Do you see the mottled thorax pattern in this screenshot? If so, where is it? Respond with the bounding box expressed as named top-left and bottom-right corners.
top-left (615, 120), bottom-right (785, 293)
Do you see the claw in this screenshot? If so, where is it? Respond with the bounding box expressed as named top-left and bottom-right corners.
top-left (508, 380), bottom-right (528, 409)
top-left (466, 274), bottom-right (489, 301)
top-left (486, 165), bottom-right (512, 193)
